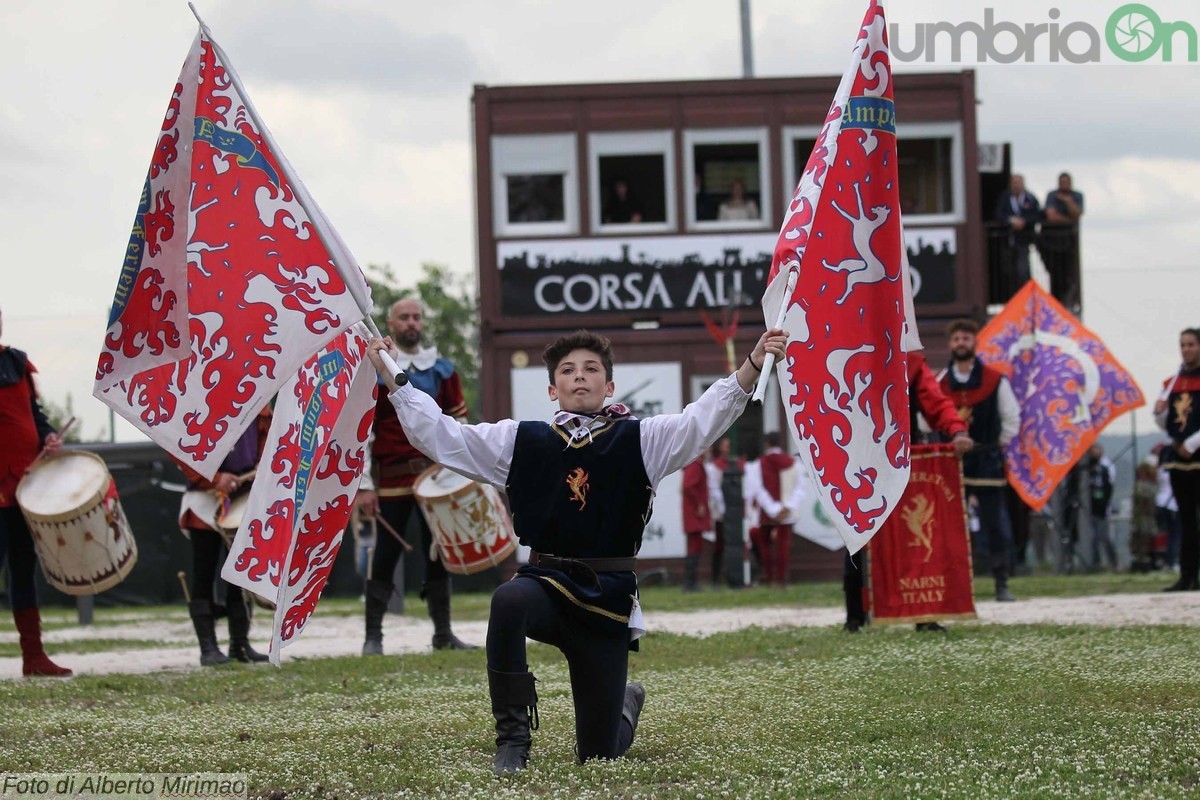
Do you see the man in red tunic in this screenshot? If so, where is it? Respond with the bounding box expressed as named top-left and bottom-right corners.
top-left (680, 455), bottom-right (712, 591)
top-left (0, 306), bottom-right (71, 676)
top-left (355, 298), bottom-right (474, 653)
top-left (752, 432), bottom-right (797, 588)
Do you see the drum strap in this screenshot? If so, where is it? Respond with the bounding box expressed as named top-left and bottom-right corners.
top-left (528, 552), bottom-right (637, 573)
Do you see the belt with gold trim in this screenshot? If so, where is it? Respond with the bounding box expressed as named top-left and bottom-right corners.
top-left (528, 552), bottom-right (637, 573)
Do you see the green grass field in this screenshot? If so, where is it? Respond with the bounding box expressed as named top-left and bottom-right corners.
top-left (2, 573), bottom-right (1196, 799)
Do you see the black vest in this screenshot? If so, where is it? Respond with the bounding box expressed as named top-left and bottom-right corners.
top-left (945, 360), bottom-right (1004, 480)
top-left (506, 419), bottom-right (650, 647)
top-left (506, 419), bottom-right (652, 557)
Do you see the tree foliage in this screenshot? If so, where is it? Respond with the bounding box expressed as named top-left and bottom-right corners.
top-left (40, 393), bottom-right (85, 443)
top-left (364, 263), bottom-right (481, 421)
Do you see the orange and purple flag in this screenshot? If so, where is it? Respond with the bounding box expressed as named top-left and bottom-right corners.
top-left (977, 281), bottom-right (1144, 510)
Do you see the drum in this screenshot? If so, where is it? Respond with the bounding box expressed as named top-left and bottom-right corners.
top-left (414, 466), bottom-right (516, 575)
top-left (15, 451), bottom-right (138, 596)
top-left (215, 492), bottom-right (250, 546)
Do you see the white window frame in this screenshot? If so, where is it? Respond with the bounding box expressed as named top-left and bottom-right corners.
top-left (684, 127), bottom-right (772, 232)
top-left (588, 130), bottom-right (675, 235)
top-left (491, 133), bottom-right (579, 238)
top-left (782, 121), bottom-right (965, 226)
top-left (894, 121), bottom-right (965, 226)
top-left (781, 124), bottom-right (823, 199)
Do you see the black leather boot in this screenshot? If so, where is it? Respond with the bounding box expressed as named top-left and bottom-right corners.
top-left (710, 549), bottom-right (724, 588)
top-left (426, 579), bottom-right (477, 650)
top-left (188, 600), bottom-right (230, 666)
top-left (994, 567), bottom-right (1017, 602)
top-left (682, 554), bottom-right (700, 592)
top-left (488, 668), bottom-right (539, 777)
top-left (363, 579), bottom-right (392, 656)
top-left (227, 592), bottom-right (268, 663)
top-left (619, 681), bottom-right (646, 755)
top-left (843, 569), bottom-right (867, 631)
top-left (1162, 576), bottom-right (1200, 592)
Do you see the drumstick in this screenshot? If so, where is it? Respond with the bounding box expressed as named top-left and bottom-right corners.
top-left (24, 416), bottom-right (76, 473)
top-left (374, 514), bottom-right (415, 553)
top-left (210, 469), bottom-right (257, 498)
top-left (177, 571), bottom-right (191, 604)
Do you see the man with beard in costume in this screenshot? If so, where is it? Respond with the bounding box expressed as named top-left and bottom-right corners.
top-left (940, 319), bottom-right (1021, 602)
top-left (355, 298), bottom-right (475, 653)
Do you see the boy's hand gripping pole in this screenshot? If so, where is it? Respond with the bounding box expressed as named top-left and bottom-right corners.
top-left (751, 267), bottom-right (798, 405)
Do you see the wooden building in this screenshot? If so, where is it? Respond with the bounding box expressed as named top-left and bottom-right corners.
top-left (471, 71), bottom-right (984, 582)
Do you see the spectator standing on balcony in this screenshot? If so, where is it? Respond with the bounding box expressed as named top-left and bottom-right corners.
top-left (1039, 172), bottom-right (1085, 305)
top-left (1155, 327), bottom-right (1200, 592)
top-left (1044, 172), bottom-right (1084, 223)
top-left (994, 173), bottom-right (1041, 291)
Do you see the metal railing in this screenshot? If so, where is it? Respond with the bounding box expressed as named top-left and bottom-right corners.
top-left (984, 221), bottom-right (1081, 313)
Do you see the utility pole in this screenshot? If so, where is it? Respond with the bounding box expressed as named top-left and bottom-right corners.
top-left (740, 0), bottom-right (754, 78)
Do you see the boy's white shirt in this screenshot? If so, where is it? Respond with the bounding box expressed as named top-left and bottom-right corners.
top-left (386, 372), bottom-right (752, 491)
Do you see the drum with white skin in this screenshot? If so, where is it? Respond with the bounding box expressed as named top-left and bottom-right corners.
top-left (16, 451), bottom-right (138, 596)
top-left (414, 466), bottom-right (516, 575)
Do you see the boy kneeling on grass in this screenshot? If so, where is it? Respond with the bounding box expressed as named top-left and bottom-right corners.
top-left (367, 327), bottom-right (786, 776)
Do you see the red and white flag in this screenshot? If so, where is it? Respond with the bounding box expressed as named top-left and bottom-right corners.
top-left (222, 323), bottom-right (376, 664)
top-left (93, 27), bottom-right (366, 478)
top-left (764, 0), bottom-right (919, 554)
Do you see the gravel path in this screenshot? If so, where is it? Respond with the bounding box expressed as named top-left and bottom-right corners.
top-left (3, 592), bottom-right (1198, 680)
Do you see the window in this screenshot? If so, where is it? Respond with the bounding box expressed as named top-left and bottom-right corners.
top-left (506, 174), bottom-right (564, 223)
top-left (897, 137), bottom-right (953, 216)
top-left (589, 131), bottom-right (675, 234)
top-left (492, 134), bottom-right (578, 237)
top-left (783, 122), bottom-right (964, 224)
top-left (784, 128), bottom-right (820, 189)
top-left (684, 128), bottom-right (771, 230)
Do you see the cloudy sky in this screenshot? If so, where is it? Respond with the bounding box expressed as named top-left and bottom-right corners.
top-left (2, 0), bottom-right (1196, 445)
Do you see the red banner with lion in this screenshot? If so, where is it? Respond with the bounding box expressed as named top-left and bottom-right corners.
top-left (868, 444), bottom-right (976, 624)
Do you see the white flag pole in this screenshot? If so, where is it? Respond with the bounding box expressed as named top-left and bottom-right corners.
top-left (751, 268), bottom-right (798, 405)
top-left (187, 5), bottom-right (403, 380)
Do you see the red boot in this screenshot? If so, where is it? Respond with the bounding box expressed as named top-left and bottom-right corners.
top-left (13, 608), bottom-right (73, 678)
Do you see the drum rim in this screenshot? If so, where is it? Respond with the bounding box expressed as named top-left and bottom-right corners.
top-left (413, 464), bottom-right (480, 503)
top-left (15, 450), bottom-right (111, 522)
